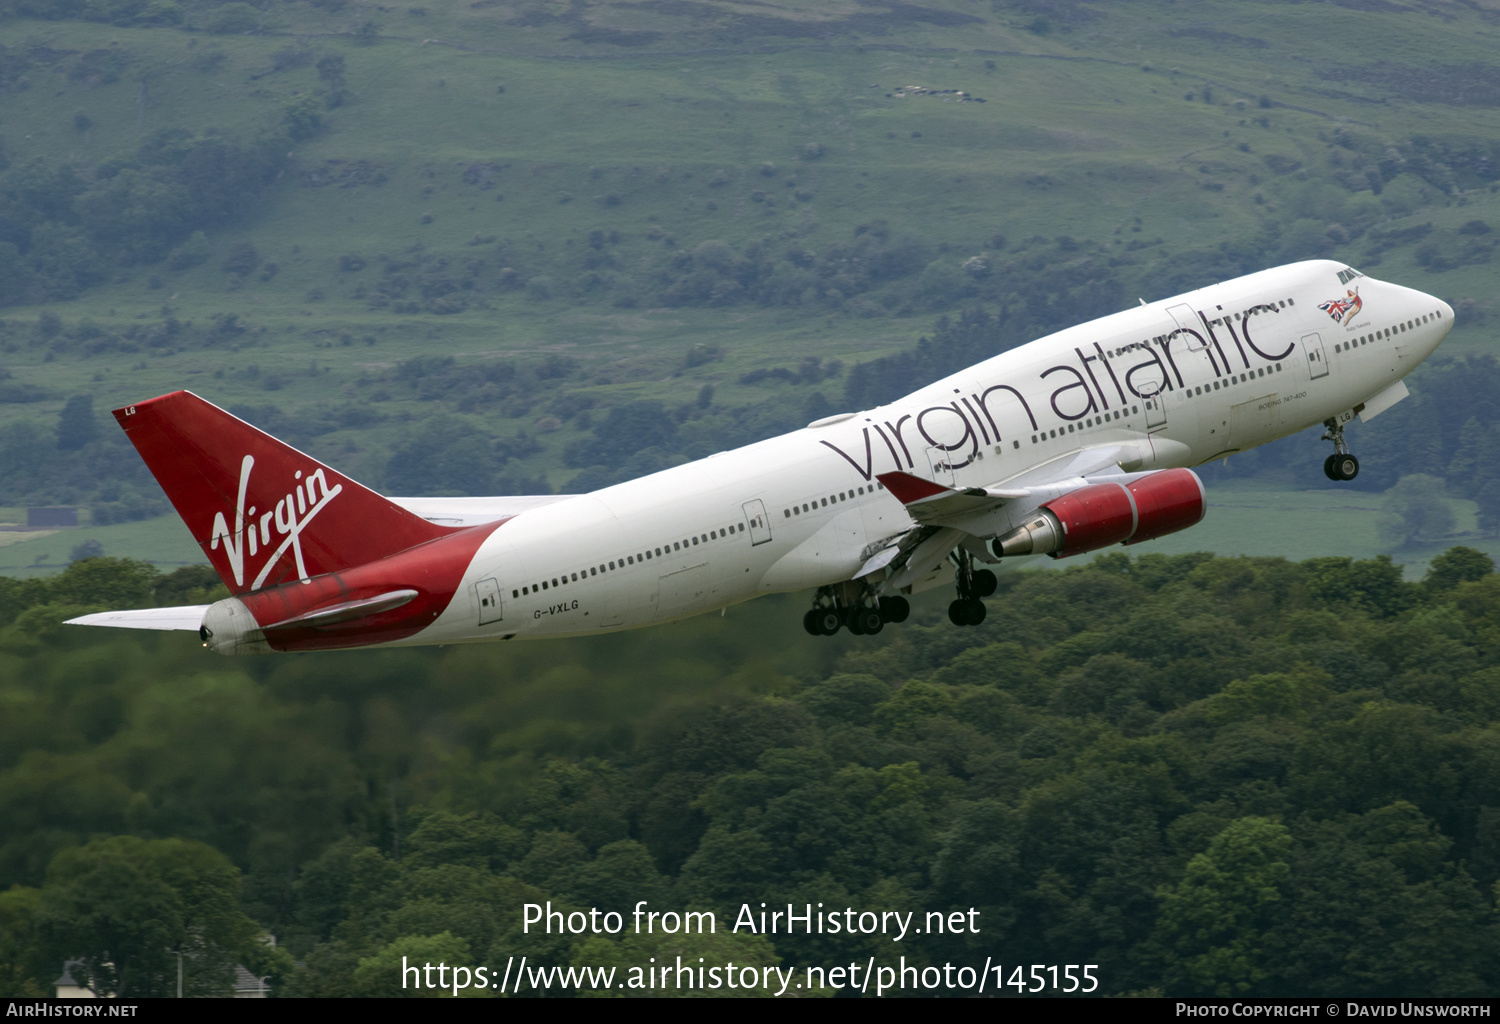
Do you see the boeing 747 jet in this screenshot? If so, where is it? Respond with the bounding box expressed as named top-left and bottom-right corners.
top-left (69, 259), bottom-right (1451, 653)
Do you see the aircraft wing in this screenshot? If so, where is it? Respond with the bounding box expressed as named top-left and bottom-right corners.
top-left (387, 494), bottom-right (575, 527)
top-left (66, 606), bottom-right (209, 631)
top-left (877, 472), bottom-right (1027, 523)
top-left (869, 443), bottom-right (1181, 590)
top-left (877, 444), bottom-right (1150, 528)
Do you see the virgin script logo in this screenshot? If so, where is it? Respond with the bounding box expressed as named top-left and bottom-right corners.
top-left (209, 455), bottom-right (343, 590)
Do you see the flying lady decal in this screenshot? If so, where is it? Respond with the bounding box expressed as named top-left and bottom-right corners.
top-left (1319, 288), bottom-right (1363, 326)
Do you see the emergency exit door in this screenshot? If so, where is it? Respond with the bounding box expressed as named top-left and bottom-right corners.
top-left (475, 578), bottom-right (503, 625)
top-left (742, 499), bottom-right (772, 546)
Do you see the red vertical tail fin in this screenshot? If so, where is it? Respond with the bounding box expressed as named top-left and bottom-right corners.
top-left (116, 391), bottom-right (452, 594)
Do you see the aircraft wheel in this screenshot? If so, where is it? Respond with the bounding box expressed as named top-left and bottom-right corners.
top-left (844, 607), bottom-right (866, 635)
top-left (879, 596), bottom-right (910, 623)
top-left (1323, 454), bottom-right (1340, 481)
top-left (1333, 453), bottom-right (1359, 481)
top-left (949, 600), bottom-right (987, 626)
top-left (972, 569), bottom-right (998, 598)
top-left (815, 609), bottom-right (842, 636)
top-left (855, 607), bottom-right (884, 635)
top-left (965, 599), bottom-right (988, 626)
top-left (802, 610), bottom-right (821, 636)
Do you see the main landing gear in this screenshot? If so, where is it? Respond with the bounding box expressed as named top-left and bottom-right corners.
top-left (803, 582), bottom-right (909, 637)
top-left (1321, 417), bottom-right (1360, 482)
top-left (947, 548), bottom-right (996, 627)
top-left (801, 549), bottom-right (996, 636)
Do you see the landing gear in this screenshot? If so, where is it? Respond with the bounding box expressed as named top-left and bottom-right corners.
top-left (1321, 419), bottom-right (1360, 481)
top-left (1323, 452), bottom-right (1359, 481)
top-left (845, 605), bottom-right (884, 635)
top-left (972, 568), bottom-right (998, 597)
top-left (947, 549), bottom-right (991, 628)
top-left (803, 608), bottom-right (841, 636)
top-left (948, 598), bottom-right (987, 626)
top-left (878, 596), bottom-right (910, 623)
top-left (805, 583), bottom-right (897, 637)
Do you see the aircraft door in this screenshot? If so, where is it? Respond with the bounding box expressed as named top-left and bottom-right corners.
top-left (1300, 332), bottom-right (1329, 379)
top-left (742, 499), bottom-right (772, 546)
top-left (926, 446), bottom-right (957, 486)
top-left (475, 578), bottom-right (504, 625)
top-left (1166, 304), bottom-right (1207, 351)
top-left (1143, 390), bottom-right (1167, 430)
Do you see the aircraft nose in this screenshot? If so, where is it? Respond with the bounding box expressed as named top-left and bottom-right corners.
top-left (1426, 294), bottom-right (1455, 354)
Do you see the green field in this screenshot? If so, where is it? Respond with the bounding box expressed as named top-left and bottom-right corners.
top-left (1097, 481), bottom-right (1494, 579)
top-left (0, 513), bottom-right (201, 577)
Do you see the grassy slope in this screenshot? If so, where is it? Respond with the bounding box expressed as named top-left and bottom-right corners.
top-left (2, 0), bottom-right (1499, 575)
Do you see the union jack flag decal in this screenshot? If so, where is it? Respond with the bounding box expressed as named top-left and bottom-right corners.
top-left (1319, 288), bottom-right (1363, 325)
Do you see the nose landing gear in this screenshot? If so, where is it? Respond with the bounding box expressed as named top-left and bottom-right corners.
top-left (1321, 417), bottom-right (1360, 481)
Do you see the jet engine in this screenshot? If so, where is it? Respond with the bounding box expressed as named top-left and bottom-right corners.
top-left (991, 468), bottom-right (1206, 559)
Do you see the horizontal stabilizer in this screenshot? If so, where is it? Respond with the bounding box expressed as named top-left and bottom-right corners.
top-left (388, 494), bottom-right (573, 526)
top-left (66, 606), bottom-right (209, 631)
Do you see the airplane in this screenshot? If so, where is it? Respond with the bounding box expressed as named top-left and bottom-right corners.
top-left (68, 259), bottom-right (1451, 654)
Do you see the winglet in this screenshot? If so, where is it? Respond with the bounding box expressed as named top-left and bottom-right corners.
top-left (877, 471), bottom-right (955, 505)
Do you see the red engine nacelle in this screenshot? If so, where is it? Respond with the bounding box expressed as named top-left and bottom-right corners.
top-left (991, 468), bottom-right (1206, 559)
top-left (1123, 467), bottom-right (1208, 545)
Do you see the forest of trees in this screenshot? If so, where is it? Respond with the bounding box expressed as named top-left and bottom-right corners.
top-left (1, 548), bottom-right (1499, 996)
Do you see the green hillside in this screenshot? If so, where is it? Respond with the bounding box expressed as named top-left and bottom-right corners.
top-left (0, 0), bottom-right (1499, 563)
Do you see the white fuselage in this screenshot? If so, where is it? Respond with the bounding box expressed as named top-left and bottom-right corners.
top-left (412, 260), bottom-right (1450, 644)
